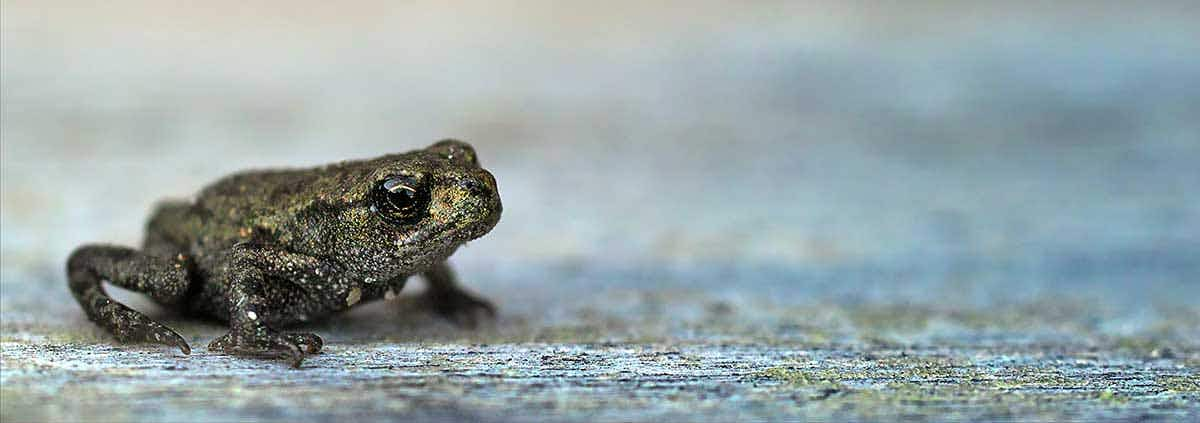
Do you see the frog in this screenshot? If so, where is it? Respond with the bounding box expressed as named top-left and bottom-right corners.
top-left (65, 140), bottom-right (502, 367)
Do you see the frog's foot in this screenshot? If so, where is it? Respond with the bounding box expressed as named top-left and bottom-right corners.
top-left (66, 244), bottom-right (192, 355)
top-left (208, 328), bottom-right (322, 368)
top-left (427, 287), bottom-right (496, 329)
top-left (100, 300), bottom-right (191, 355)
top-left (283, 333), bottom-right (323, 354)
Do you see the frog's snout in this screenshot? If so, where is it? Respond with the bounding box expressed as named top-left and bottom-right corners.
top-left (458, 169), bottom-right (498, 202)
top-left (465, 168), bottom-right (502, 225)
top-left (429, 168), bottom-right (502, 236)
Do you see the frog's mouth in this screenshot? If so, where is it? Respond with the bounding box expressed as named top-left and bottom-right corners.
top-left (400, 210), bottom-right (500, 250)
top-left (385, 225), bottom-right (480, 274)
top-left (408, 182), bottom-right (502, 245)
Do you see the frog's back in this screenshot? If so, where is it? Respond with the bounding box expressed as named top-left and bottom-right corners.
top-left (143, 200), bottom-right (201, 257)
top-left (141, 155), bottom-right (404, 257)
top-left (197, 169), bottom-right (324, 220)
top-left (142, 168), bottom-right (322, 256)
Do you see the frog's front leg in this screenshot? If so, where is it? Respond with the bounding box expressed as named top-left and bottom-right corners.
top-left (421, 261), bottom-right (496, 328)
top-left (206, 246), bottom-right (325, 368)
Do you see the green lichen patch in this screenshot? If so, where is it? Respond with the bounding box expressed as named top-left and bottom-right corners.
top-left (1157, 375), bottom-right (1200, 393)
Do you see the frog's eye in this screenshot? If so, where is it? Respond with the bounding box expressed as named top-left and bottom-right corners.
top-left (370, 176), bottom-right (430, 224)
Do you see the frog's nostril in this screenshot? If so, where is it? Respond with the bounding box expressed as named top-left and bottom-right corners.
top-left (459, 169), bottom-right (498, 198)
top-left (460, 178), bottom-right (492, 198)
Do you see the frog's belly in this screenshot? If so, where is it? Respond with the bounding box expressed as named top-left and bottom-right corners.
top-left (188, 276), bottom-right (409, 327)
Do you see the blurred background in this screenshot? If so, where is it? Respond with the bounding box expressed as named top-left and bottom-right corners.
top-left (3, 0), bottom-right (1199, 340)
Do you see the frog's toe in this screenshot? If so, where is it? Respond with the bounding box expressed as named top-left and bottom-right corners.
top-left (283, 332), bottom-right (323, 354)
top-left (448, 303), bottom-right (494, 329)
top-left (208, 330), bottom-right (307, 368)
top-left (132, 321), bottom-right (191, 355)
top-left (160, 329), bottom-right (192, 355)
top-left (431, 289), bottom-right (496, 329)
top-left (102, 301), bottom-right (191, 355)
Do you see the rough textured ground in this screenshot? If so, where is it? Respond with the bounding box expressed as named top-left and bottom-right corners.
top-left (4, 258), bottom-right (1198, 421)
top-left (3, 1), bottom-right (1200, 421)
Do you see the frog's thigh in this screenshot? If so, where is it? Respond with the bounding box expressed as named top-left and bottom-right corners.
top-left (67, 244), bottom-right (191, 305)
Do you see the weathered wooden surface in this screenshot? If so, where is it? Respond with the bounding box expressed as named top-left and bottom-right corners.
top-left (4, 259), bottom-right (1198, 421)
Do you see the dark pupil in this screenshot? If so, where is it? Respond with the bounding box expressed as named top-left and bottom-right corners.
top-left (383, 180), bottom-right (417, 211)
top-left (375, 177), bottom-right (426, 223)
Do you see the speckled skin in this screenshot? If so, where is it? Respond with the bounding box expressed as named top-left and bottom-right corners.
top-left (66, 140), bottom-right (501, 367)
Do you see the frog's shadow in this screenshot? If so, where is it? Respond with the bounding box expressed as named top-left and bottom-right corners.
top-left (103, 287), bottom-right (505, 350)
top-left (304, 293), bottom-right (506, 345)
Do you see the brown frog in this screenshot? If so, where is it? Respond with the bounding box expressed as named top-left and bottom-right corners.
top-left (66, 140), bottom-right (501, 367)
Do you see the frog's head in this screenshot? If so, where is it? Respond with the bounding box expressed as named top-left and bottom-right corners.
top-left (301, 140), bottom-right (502, 277)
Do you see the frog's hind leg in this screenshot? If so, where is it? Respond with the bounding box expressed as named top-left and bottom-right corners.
top-left (66, 244), bottom-right (192, 354)
top-left (421, 261), bottom-right (496, 328)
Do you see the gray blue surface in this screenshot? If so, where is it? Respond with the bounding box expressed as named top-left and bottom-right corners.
top-left (2, 1), bottom-right (1198, 421)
